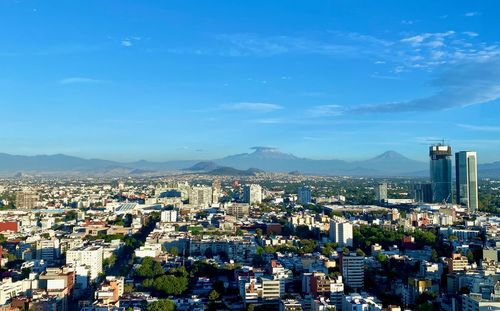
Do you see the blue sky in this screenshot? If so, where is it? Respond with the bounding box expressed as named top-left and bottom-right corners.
top-left (1, 0), bottom-right (499, 163)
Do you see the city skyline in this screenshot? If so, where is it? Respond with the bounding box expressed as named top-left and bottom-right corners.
top-left (2, 1), bottom-right (500, 162)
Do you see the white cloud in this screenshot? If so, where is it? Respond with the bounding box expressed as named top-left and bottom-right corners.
top-left (221, 102), bottom-right (283, 112)
top-left (465, 12), bottom-right (479, 17)
top-left (59, 77), bottom-right (108, 85)
top-left (253, 118), bottom-right (284, 124)
top-left (121, 40), bottom-right (132, 47)
top-left (308, 105), bottom-right (344, 117)
top-left (463, 31), bottom-right (479, 37)
top-left (121, 37), bottom-right (141, 47)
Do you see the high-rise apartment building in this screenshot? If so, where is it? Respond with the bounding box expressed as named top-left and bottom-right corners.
top-left (212, 180), bottom-right (221, 204)
top-left (455, 151), bottom-right (478, 213)
top-left (15, 189), bottom-right (38, 209)
top-left (341, 253), bottom-right (365, 290)
top-left (243, 184), bottom-right (262, 204)
top-left (66, 246), bottom-right (103, 281)
top-left (297, 186), bottom-right (312, 205)
top-left (189, 185), bottom-right (213, 208)
top-left (375, 183), bottom-right (388, 203)
top-left (429, 144), bottom-right (452, 203)
top-left (329, 217), bottom-right (353, 247)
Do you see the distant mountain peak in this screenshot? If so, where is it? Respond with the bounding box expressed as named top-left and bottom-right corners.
top-left (251, 146), bottom-right (280, 153)
top-left (372, 150), bottom-right (408, 160)
top-left (247, 146), bottom-right (299, 160)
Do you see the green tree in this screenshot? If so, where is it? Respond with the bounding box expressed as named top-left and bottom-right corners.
top-left (466, 250), bottom-right (474, 263)
top-left (376, 252), bottom-right (387, 263)
top-left (146, 299), bottom-right (176, 311)
top-left (124, 283), bottom-right (134, 293)
top-left (208, 289), bottom-right (220, 301)
top-left (255, 228), bottom-right (263, 237)
top-left (356, 248), bottom-right (366, 257)
top-left (153, 275), bottom-right (188, 295)
top-left (169, 246), bottom-right (178, 257)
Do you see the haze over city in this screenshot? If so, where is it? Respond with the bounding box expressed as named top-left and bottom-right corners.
top-left (1, 1), bottom-right (500, 162)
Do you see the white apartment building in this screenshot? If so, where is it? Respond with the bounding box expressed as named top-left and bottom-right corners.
top-left (160, 210), bottom-right (178, 223)
top-left (329, 217), bottom-right (353, 247)
top-left (0, 278), bottom-right (25, 305)
top-left (66, 246), bottom-right (103, 281)
top-left (189, 186), bottom-right (213, 208)
top-left (243, 184), bottom-right (262, 204)
top-left (240, 276), bottom-right (283, 305)
top-left (343, 293), bottom-right (383, 311)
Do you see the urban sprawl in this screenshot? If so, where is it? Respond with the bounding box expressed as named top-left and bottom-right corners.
top-left (0, 145), bottom-right (498, 311)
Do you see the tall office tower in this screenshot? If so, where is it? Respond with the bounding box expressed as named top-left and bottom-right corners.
top-left (455, 151), bottom-right (478, 212)
top-left (297, 186), bottom-right (312, 205)
top-left (15, 189), bottom-right (39, 209)
top-left (412, 183), bottom-right (433, 203)
top-left (429, 144), bottom-right (452, 203)
top-left (243, 184), bottom-right (262, 204)
top-left (329, 217), bottom-right (353, 247)
top-left (375, 183), bottom-right (388, 203)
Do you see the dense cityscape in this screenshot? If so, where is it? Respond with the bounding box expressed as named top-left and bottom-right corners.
top-left (2, 1), bottom-right (499, 310)
top-left (0, 144), bottom-right (497, 311)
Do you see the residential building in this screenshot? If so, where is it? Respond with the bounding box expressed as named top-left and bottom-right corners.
top-left (189, 186), bottom-right (213, 208)
top-left (66, 246), bottom-right (103, 281)
top-left (329, 217), bottom-right (353, 247)
top-left (343, 293), bottom-right (382, 311)
top-left (0, 278), bottom-right (25, 305)
top-left (243, 184), bottom-right (262, 204)
top-left (280, 299), bottom-right (303, 311)
top-left (462, 293), bottom-right (500, 311)
top-left (447, 253), bottom-right (469, 272)
top-left (225, 203), bottom-right (250, 219)
top-left (15, 190), bottom-right (38, 209)
top-left (375, 183), bottom-right (387, 203)
top-left (298, 186), bottom-right (312, 205)
top-left (341, 253), bottom-right (365, 290)
top-left (160, 210), bottom-right (178, 223)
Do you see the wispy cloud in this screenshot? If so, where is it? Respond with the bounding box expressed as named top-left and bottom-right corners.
top-left (457, 124), bottom-right (500, 132)
top-left (465, 11), bottom-right (479, 17)
top-left (221, 102), bottom-right (283, 112)
top-left (121, 37), bottom-right (141, 47)
top-left (307, 105), bottom-right (344, 117)
top-left (253, 118), bottom-right (284, 124)
top-left (213, 33), bottom-right (359, 57)
top-left (59, 77), bottom-right (108, 85)
top-left (305, 58), bottom-right (500, 116)
top-left (463, 31), bottom-right (479, 37)
top-left (121, 40), bottom-right (133, 47)
top-left (346, 58), bottom-right (500, 113)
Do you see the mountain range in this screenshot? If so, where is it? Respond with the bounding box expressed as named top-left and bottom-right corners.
top-left (0, 147), bottom-right (499, 177)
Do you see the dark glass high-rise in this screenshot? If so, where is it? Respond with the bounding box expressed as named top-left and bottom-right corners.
top-left (429, 144), bottom-right (452, 203)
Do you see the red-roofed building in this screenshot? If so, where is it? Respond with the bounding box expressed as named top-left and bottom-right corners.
top-left (0, 222), bottom-right (18, 233)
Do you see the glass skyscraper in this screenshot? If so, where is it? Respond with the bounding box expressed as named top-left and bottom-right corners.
top-left (455, 151), bottom-right (478, 212)
top-left (429, 144), bottom-right (452, 203)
